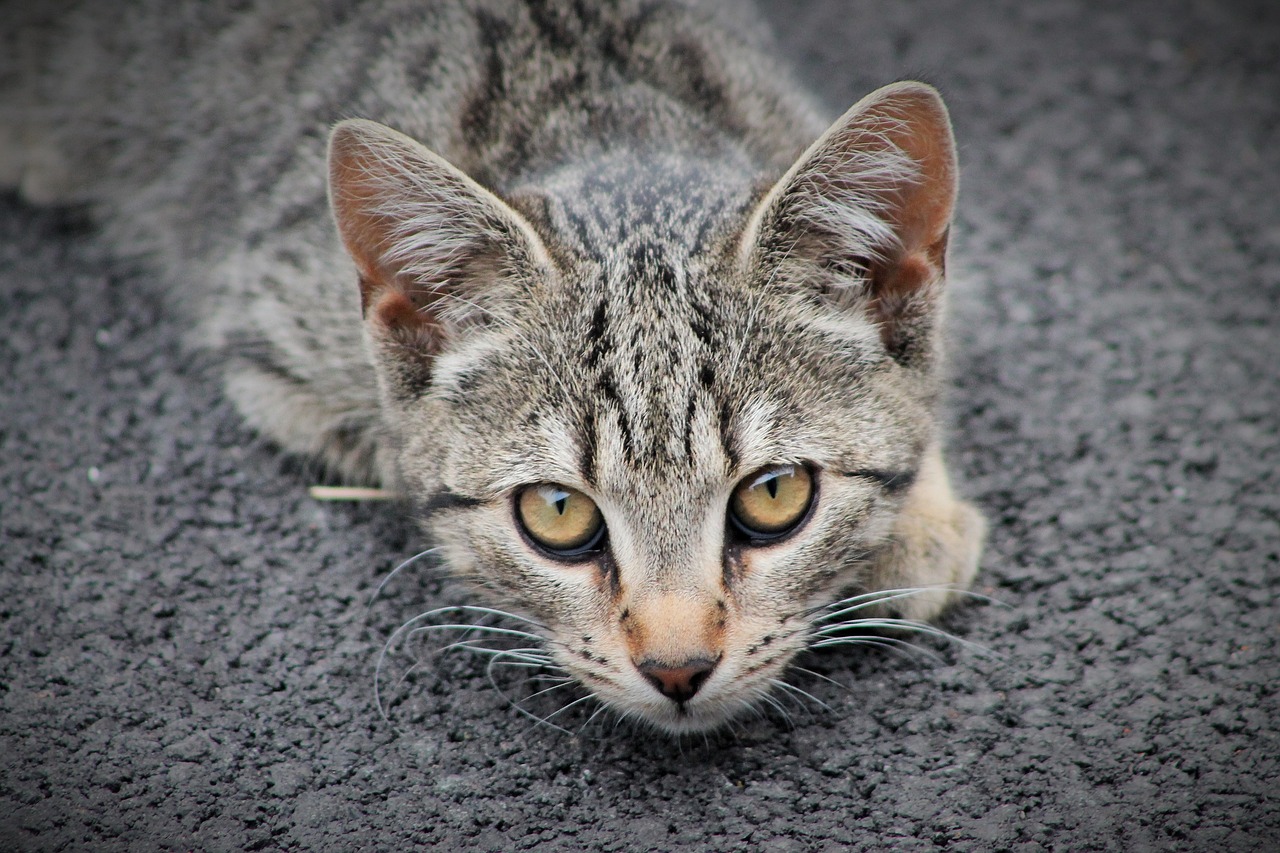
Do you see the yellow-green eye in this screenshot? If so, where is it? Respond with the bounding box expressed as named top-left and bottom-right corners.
top-left (516, 484), bottom-right (606, 557)
top-left (728, 464), bottom-right (815, 542)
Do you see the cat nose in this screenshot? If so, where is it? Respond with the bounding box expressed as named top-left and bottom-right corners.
top-left (637, 657), bottom-right (718, 704)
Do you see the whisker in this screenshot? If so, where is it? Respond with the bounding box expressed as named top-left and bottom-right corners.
top-left (805, 586), bottom-right (939, 621)
top-left (389, 657), bottom-right (434, 708)
top-left (788, 665), bottom-right (848, 691)
top-left (520, 678), bottom-right (580, 704)
top-left (742, 696), bottom-right (768, 722)
top-left (756, 691), bottom-right (795, 727)
top-left (375, 602), bottom-right (557, 719)
top-left (367, 547), bottom-right (442, 608)
top-left (577, 703), bottom-right (611, 737)
top-left (810, 589), bottom-right (941, 623)
top-left (525, 669), bottom-right (573, 681)
top-left (487, 660), bottom-right (568, 673)
top-left (765, 680), bottom-right (812, 713)
top-left (814, 617), bottom-right (995, 657)
top-left (809, 635), bottom-right (946, 665)
top-left (769, 678), bottom-right (833, 713)
top-left (415, 604), bottom-right (548, 630)
top-left (485, 654), bottom-right (575, 736)
top-left (376, 608), bottom-right (459, 719)
top-left (539, 693), bottom-right (596, 724)
top-left (410, 623), bottom-right (546, 642)
top-left (442, 641), bottom-right (557, 667)
top-left (804, 584), bottom-right (1007, 622)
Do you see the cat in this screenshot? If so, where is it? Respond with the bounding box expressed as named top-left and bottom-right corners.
top-left (2, 0), bottom-right (985, 733)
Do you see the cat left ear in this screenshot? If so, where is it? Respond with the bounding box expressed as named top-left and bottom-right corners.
top-left (742, 82), bottom-right (957, 364)
top-left (328, 119), bottom-right (552, 384)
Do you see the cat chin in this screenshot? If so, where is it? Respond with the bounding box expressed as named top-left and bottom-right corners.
top-left (577, 660), bottom-right (797, 735)
top-left (609, 693), bottom-right (764, 736)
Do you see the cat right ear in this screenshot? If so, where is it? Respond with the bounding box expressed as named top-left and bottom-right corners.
top-left (327, 119), bottom-right (553, 384)
top-left (741, 82), bottom-right (957, 366)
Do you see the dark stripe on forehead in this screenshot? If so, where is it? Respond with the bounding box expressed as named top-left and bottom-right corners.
top-left (588, 298), bottom-right (608, 341)
top-left (579, 413), bottom-right (598, 487)
top-left (627, 240), bottom-right (680, 291)
top-left (688, 298), bottom-right (715, 345)
top-left (717, 398), bottom-right (740, 471)
top-left (584, 296), bottom-right (609, 370)
top-left (597, 369), bottom-right (636, 463)
top-left (683, 389), bottom-right (697, 462)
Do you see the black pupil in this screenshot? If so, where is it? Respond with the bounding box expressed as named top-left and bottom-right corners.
top-left (554, 496), bottom-right (567, 515)
top-left (765, 475), bottom-right (779, 498)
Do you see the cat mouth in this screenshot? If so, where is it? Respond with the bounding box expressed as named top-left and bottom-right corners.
top-left (564, 649), bottom-right (797, 735)
top-left (622, 688), bottom-right (771, 735)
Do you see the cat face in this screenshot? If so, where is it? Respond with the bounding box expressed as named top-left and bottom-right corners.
top-left (330, 83), bottom-right (983, 732)
top-left (407, 245), bottom-right (935, 731)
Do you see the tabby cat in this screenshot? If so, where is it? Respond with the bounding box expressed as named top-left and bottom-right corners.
top-left (2, 0), bottom-right (985, 732)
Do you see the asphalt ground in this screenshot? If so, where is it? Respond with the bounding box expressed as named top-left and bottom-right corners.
top-left (1, 0), bottom-right (1277, 849)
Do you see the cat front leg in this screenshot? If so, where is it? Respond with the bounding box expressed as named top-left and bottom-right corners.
top-left (864, 444), bottom-right (986, 622)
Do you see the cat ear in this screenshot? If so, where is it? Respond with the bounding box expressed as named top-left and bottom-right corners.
top-left (742, 82), bottom-right (957, 364)
top-left (328, 119), bottom-right (552, 383)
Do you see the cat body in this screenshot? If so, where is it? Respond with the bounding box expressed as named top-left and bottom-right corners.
top-left (3, 0), bottom-right (984, 732)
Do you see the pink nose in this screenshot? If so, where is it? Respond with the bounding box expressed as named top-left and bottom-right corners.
top-left (637, 658), bottom-right (718, 704)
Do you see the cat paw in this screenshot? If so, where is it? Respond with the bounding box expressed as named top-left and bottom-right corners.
top-left (867, 446), bottom-right (986, 622)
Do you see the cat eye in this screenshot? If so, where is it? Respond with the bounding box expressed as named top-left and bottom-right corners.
top-left (728, 464), bottom-right (815, 543)
top-left (516, 484), bottom-right (606, 558)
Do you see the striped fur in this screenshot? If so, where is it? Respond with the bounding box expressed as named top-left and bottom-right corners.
top-left (3, 0), bottom-right (984, 733)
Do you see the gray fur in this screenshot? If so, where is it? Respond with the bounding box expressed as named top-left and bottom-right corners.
top-left (3, 0), bottom-right (984, 733)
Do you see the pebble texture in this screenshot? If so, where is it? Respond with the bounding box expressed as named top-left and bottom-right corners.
top-left (2, 0), bottom-right (1277, 850)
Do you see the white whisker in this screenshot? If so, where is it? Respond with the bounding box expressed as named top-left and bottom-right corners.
top-left (806, 586), bottom-right (937, 621)
top-left (410, 623), bottom-right (546, 642)
top-left (520, 678), bottom-right (579, 703)
top-left (442, 641), bottom-right (556, 667)
top-left (756, 691), bottom-right (795, 727)
top-left (577, 703), bottom-right (611, 737)
top-left (375, 600), bottom-right (561, 721)
top-left (375, 607), bottom-right (459, 719)
top-left (487, 660), bottom-right (567, 672)
top-left (432, 604), bottom-right (548, 630)
top-left (813, 617), bottom-right (994, 657)
top-left (485, 654), bottom-right (575, 736)
top-left (537, 693), bottom-right (596, 729)
top-left (408, 605), bottom-right (549, 632)
top-left (809, 635), bottom-right (945, 665)
top-left (367, 547), bottom-right (442, 608)
top-left (806, 584), bottom-right (1006, 622)
top-left (788, 666), bottom-right (848, 691)
top-left (769, 678), bottom-right (833, 713)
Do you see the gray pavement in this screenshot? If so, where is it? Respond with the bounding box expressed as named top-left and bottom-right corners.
top-left (2, 0), bottom-right (1277, 849)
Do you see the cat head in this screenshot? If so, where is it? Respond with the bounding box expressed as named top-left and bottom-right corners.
top-left (328, 83), bottom-right (976, 733)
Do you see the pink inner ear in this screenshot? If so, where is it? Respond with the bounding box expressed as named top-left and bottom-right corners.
top-left (329, 125), bottom-right (452, 358)
top-left (328, 132), bottom-right (404, 314)
top-left (366, 286), bottom-right (441, 352)
top-left (854, 86), bottom-right (957, 261)
top-left (868, 247), bottom-right (945, 361)
top-left (327, 118), bottom-right (553, 359)
top-left (366, 285), bottom-right (416, 329)
top-left (778, 83), bottom-right (957, 360)
top-left (878, 250), bottom-right (941, 307)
